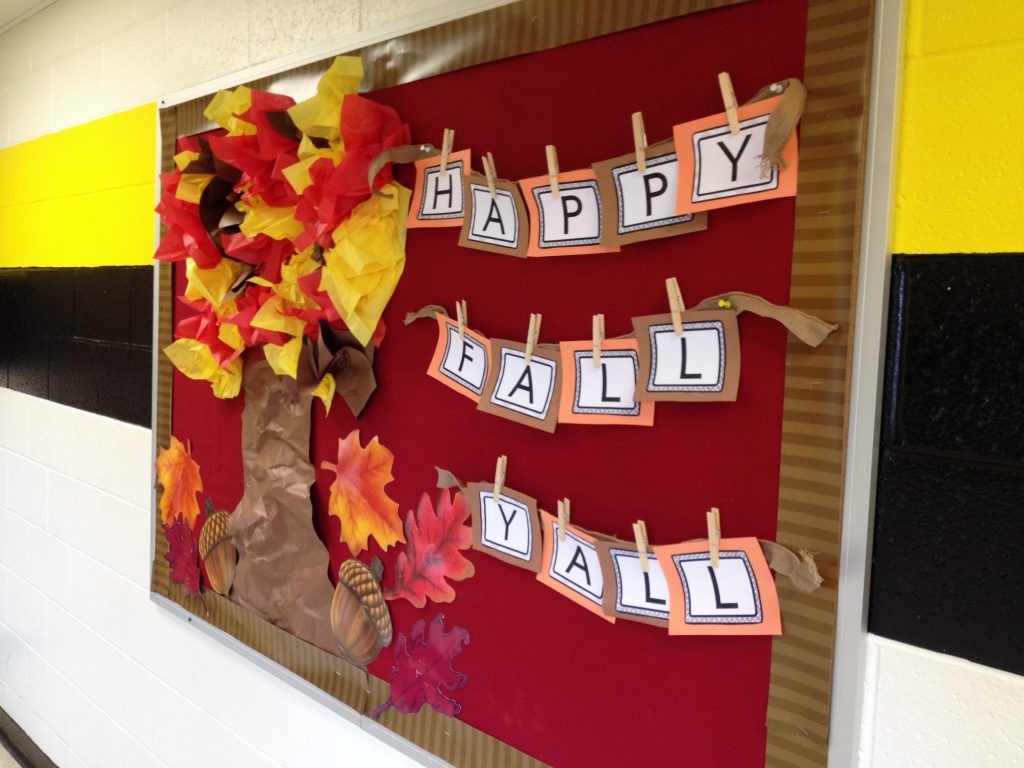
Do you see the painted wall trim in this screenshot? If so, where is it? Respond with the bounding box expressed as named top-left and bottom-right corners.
top-left (158, 0), bottom-right (518, 108)
top-left (828, 0), bottom-right (906, 765)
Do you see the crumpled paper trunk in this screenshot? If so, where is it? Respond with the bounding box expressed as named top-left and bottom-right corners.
top-left (227, 360), bottom-right (337, 654)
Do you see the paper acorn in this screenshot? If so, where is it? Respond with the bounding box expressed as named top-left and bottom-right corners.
top-left (198, 499), bottom-right (237, 595)
top-left (331, 557), bottom-right (394, 667)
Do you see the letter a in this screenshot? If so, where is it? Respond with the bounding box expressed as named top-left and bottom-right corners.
top-left (566, 545), bottom-right (592, 585)
top-left (508, 365), bottom-right (535, 403)
top-left (482, 197), bottom-right (506, 234)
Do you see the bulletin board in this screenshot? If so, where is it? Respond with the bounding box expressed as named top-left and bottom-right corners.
top-left (152, 1), bottom-right (875, 766)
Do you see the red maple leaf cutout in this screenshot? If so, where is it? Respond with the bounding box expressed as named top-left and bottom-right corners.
top-left (371, 613), bottom-right (469, 720)
top-left (162, 518), bottom-right (209, 613)
top-left (384, 489), bottom-right (476, 608)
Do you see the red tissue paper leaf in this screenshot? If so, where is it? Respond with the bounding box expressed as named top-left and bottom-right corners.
top-left (371, 613), bottom-right (469, 720)
top-left (162, 518), bottom-right (209, 613)
top-left (385, 489), bottom-right (475, 608)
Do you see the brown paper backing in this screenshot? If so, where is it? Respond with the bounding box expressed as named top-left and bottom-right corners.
top-left (157, 0), bottom-right (876, 765)
top-left (632, 310), bottom-right (741, 402)
top-left (465, 482), bottom-right (543, 572)
top-left (592, 139), bottom-right (709, 247)
top-left (593, 538), bottom-right (670, 628)
top-left (477, 339), bottom-right (562, 434)
top-left (457, 173), bottom-right (530, 257)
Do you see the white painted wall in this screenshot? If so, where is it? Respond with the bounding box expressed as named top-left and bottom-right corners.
top-left (859, 635), bottom-right (1024, 768)
top-left (0, 388), bottom-right (424, 767)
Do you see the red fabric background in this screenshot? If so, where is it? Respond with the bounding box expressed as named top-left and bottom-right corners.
top-left (173, 1), bottom-right (808, 765)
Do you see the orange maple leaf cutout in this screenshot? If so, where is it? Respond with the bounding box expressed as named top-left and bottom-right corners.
top-left (155, 436), bottom-right (204, 528)
top-left (385, 490), bottom-right (476, 608)
top-left (320, 429), bottom-right (405, 556)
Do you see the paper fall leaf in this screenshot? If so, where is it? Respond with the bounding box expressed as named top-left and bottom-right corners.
top-left (163, 518), bottom-right (208, 612)
top-left (155, 436), bottom-right (204, 528)
top-left (385, 490), bottom-right (475, 608)
top-left (320, 430), bottom-right (404, 555)
top-left (370, 613), bottom-right (469, 720)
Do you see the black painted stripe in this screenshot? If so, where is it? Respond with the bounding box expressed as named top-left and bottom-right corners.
top-left (0, 266), bottom-right (152, 427)
top-left (871, 252), bottom-right (1024, 676)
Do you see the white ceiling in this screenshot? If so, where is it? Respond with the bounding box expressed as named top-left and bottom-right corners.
top-left (0, 0), bottom-right (54, 34)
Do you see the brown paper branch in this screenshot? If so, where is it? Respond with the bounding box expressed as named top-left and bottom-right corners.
top-left (297, 321), bottom-right (377, 418)
top-left (404, 304), bottom-right (449, 324)
top-left (435, 467), bottom-right (466, 490)
top-left (758, 540), bottom-right (823, 593)
top-left (745, 78), bottom-right (806, 172)
top-left (693, 291), bottom-right (837, 347)
top-left (368, 143), bottom-right (440, 198)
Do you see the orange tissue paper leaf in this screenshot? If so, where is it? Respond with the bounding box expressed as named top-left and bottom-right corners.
top-left (385, 490), bottom-right (475, 608)
top-left (371, 613), bottom-right (469, 720)
top-left (163, 518), bottom-right (208, 613)
top-left (320, 429), bottom-right (404, 556)
top-left (155, 436), bottom-right (204, 528)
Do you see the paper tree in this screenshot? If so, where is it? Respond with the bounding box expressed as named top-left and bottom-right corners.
top-left (154, 57), bottom-right (411, 653)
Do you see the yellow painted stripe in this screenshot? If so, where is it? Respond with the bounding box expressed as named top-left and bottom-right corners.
top-left (893, 0), bottom-right (1024, 254)
top-left (0, 103), bottom-right (157, 267)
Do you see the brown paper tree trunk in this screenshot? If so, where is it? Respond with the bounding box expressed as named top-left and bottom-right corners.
top-left (227, 360), bottom-right (337, 654)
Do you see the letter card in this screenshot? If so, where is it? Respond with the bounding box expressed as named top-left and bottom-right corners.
top-left (519, 169), bottom-right (620, 257)
top-left (673, 96), bottom-right (798, 214)
top-left (536, 510), bottom-right (614, 622)
top-left (557, 338), bottom-right (654, 426)
top-left (653, 537), bottom-right (780, 635)
top-left (477, 339), bottom-right (562, 433)
top-left (407, 149), bottom-right (472, 228)
top-left (631, 310), bottom-right (740, 402)
top-left (426, 312), bottom-right (491, 402)
top-left (594, 539), bottom-right (670, 627)
top-left (465, 481), bottom-right (542, 571)
top-left (458, 172), bottom-right (530, 257)
top-left (592, 139), bottom-right (708, 247)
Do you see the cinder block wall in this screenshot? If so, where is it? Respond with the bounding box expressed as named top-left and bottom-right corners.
top-left (0, 1), bottom-right (504, 766)
top-left (859, 1), bottom-right (1024, 767)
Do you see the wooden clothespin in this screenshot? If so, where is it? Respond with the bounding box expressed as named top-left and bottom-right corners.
top-left (666, 277), bottom-right (685, 337)
top-left (483, 152), bottom-right (498, 199)
top-left (706, 506), bottom-right (721, 568)
top-left (557, 498), bottom-right (571, 542)
top-left (439, 128), bottom-right (455, 173)
top-left (493, 455), bottom-right (507, 500)
top-left (633, 520), bottom-right (650, 572)
top-left (456, 299), bottom-right (467, 340)
top-left (592, 313), bottom-right (605, 369)
top-left (546, 144), bottom-right (560, 199)
top-left (632, 112), bottom-right (648, 174)
top-left (718, 72), bottom-right (740, 134)
top-left (524, 313), bottom-right (542, 364)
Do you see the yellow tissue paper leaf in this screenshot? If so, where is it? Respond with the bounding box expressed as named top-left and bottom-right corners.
top-left (240, 203), bottom-right (304, 240)
top-left (263, 336), bottom-right (303, 379)
top-left (175, 173), bottom-right (214, 204)
top-left (217, 321), bottom-right (244, 352)
top-left (319, 182), bottom-right (410, 345)
top-left (164, 339), bottom-right (243, 399)
top-left (185, 258), bottom-right (245, 308)
top-left (287, 56), bottom-right (363, 144)
top-left (282, 147), bottom-right (343, 195)
top-left (174, 150), bottom-right (201, 171)
top-left (314, 373), bottom-right (336, 414)
top-left (204, 86), bottom-right (256, 136)
top-left (251, 294), bottom-right (307, 338)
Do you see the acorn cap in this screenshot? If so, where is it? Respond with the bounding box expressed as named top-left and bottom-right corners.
top-left (337, 557), bottom-right (392, 647)
top-left (199, 508), bottom-right (231, 560)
